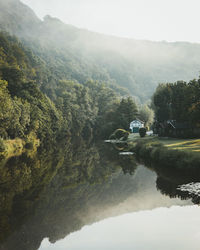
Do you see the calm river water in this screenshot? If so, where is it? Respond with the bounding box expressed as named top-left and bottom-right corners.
top-left (0, 141), bottom-right (199, 250)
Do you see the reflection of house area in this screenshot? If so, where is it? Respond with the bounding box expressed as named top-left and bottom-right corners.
top-left (177, 182), bottom-right (200, 204)
top-left (153, 120), bottom-right (200, 138)
top-left (156, 177), bottom-right (200, 205)
top-left (178, 182), bottom-right (200, 195)
top-left (129, 119), bottom-right (144, 133)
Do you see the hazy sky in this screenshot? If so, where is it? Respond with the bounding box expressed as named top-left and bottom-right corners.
top-left (21, 0), bottom-right (200, 43)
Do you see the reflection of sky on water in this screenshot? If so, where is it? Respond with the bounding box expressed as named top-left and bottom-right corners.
top-left (39, 206), bottom-right (200, 250)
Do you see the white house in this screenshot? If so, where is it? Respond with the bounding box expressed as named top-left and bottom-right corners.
top-left (130, 119), bottom-right (144, 133)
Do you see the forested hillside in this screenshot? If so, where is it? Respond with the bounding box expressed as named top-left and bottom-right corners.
top-left (0, 32), bottom-right (142, 146)
top-left (1, 0), bottom-right (200, 102)
top-left (1, 0), bottom-right (200, 143)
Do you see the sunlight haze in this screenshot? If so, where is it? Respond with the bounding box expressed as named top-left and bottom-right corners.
top-left (21, 0), bottom-right (200, 43)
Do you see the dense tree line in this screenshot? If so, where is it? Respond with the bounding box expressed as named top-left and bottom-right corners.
top-left (152, 79), bottom-right (200, 126)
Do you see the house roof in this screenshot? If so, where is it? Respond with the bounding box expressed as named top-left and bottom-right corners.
top-left (130, 118), bottom-right (145, 124)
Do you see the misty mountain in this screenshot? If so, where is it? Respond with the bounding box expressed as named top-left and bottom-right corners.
top-left (1, 0), bottom-right (200, 101)
top-left (0, 0), bottom-right (40, 36)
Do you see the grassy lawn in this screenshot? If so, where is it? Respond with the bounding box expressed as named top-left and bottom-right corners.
top-left (159, 138), bottom-right (200, 152)
top-left (128, 133), bottom-right (140, 141)
top-left (128, 133), bottom-right (157, 142)
top-left (128, 133), bottom-right (200, 153)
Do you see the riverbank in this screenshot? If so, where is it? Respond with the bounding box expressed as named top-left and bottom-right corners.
top-left (128, 134), bottom-right (200, 152)
top-left (127, 135), bottom-right (200, 180)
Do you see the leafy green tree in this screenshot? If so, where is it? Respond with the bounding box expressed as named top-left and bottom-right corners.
top-left (170, 81), bottom-right (188, 122)
top-left (0, 80), bottom-right (14, 138)
top-left (139, 104), bottom-right (154, 127)
top-left (152, 77), bottom-right (200, 134)
top-left (152, 84), bottom-right (172, 122)
top-left (115, 97), bottom-right (138, 130)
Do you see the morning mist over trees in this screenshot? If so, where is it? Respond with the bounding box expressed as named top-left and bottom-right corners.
top-left (1, 0), bottom-right (200, 102)
top-left (1, 0), bottom-right (200, 250)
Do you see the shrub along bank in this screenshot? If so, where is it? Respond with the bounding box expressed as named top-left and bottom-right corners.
top-left (128, 137), bottom-right (200, 180)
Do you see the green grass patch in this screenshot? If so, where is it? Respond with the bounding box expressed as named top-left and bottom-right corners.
top-left (128, 133), bottom-right (200, 153)
top-left (159, 138), bottom-right (200, 152)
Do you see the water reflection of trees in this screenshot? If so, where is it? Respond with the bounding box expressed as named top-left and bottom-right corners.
top-left (0, 140), bottom-right (138, 250)
top-left (105, 144), bottom-right (137, 175)
top-left (156, 177), bottom-right (200, 205)
top-left (143, 157), bottom-right (200, 204)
